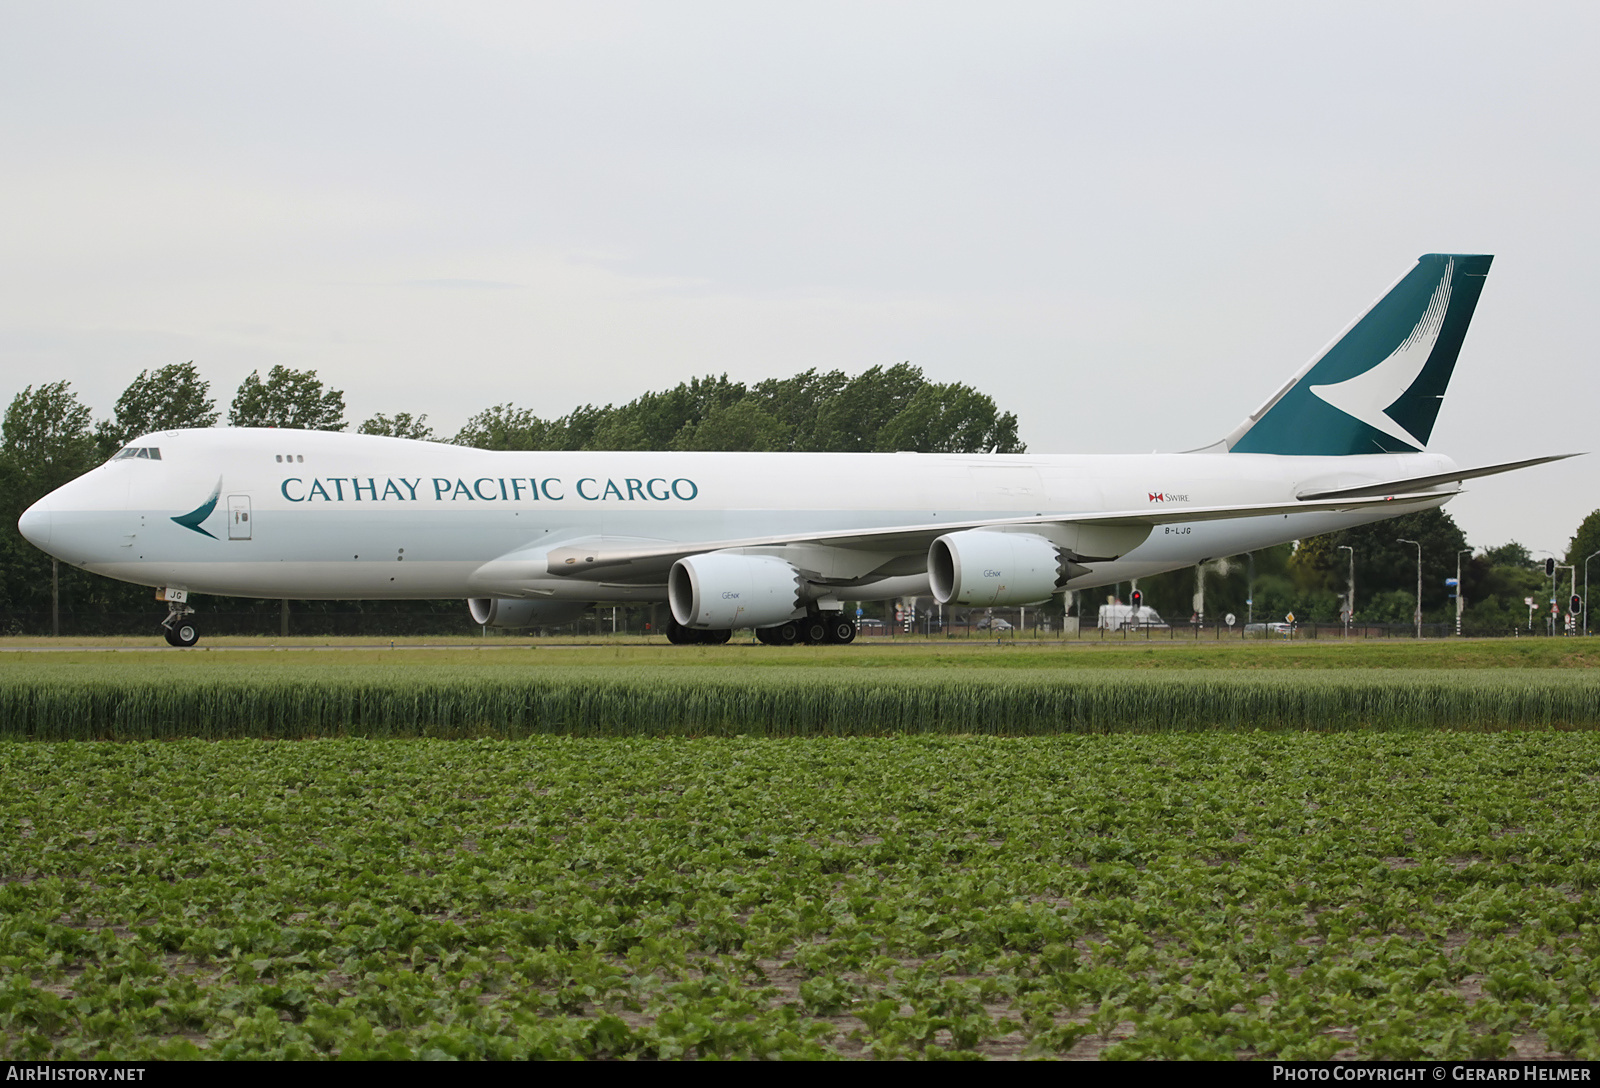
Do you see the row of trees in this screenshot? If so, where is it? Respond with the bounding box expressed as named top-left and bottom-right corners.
top-left (0, 361), bottom-right (1022, 626)
top-left (71, 359), bottom-right (1029, 457)
top-left (453, 365), bottom-right (1025, 455)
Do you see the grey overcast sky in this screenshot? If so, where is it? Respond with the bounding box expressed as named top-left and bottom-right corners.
top-left (3, 2), bottom-right (1595, 556)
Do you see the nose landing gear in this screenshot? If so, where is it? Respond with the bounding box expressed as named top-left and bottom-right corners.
top-left (161, 603), bottom-right (200, 647)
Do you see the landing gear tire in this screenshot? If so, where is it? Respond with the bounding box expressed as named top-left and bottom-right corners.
top-left (161, 601), bottom-right (200, 648)
top-left (667, 617), bottom-right (731, 645)
top-left (826, 617), bottom-right (856, 644)
top-left (802, 617), bottom-right (829, 645)
top-left (775, 622), bottom-right (802, 646)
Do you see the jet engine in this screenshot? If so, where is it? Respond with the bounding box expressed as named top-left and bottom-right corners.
top-left (468, 598), bottom-right (588, 628)
top-left (669, 552), bottom-right (806, 629)
top-left (928, 530), bottom-right (1068, 607)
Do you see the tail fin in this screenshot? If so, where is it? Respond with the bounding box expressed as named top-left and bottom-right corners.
top-left (1221, 254), bottom-right (1492, 455)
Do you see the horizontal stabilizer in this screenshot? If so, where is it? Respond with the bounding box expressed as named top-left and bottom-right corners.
top-left (1295, 453), bottom-right (1581, 500)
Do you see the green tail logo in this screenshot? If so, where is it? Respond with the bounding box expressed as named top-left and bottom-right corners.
top-left (1228, 254), bottom-right (1492, 456)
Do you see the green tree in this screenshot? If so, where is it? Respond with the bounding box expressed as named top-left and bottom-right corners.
top-left (95, 362), bottom-right (218, 456)
top-left (807, 363), bottom-right (928, 452)
top-left (749, 368), bottom-right (849, 449)
top-left (452, 403), bottom-right (566, 450)
top-left (2, 382), bottom-right (97, 487)
top-left (358, 412), bottom-right (435, 441)
top-left (451, 364), bottom-right (1027, 454)
top-left (1564, 510), bottom-right (1600, 576)
top-left (669, 398), bottom-right (792, 452)
top-left (1483, 541), bottom-right (1538, 570)
top-left (873, 381), bottom-right (1022, 453)
top-left (0, 383), bottom-right (102, 616)
top-left (229, 367), bottom-right (347, 430)
top-left (1133, 544), bottom-right (1309, 624)
top-left (1294, 508), bottom-right (1470, 621)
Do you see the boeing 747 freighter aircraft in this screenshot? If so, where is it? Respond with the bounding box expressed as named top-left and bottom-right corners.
top-left (16, 254), bottom-right (1573, 646)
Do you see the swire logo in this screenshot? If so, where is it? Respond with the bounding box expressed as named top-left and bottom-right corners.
top-left (1148, 491), bottom-right (1190, 503)
top-left (1149, 493), bottom-right (1164, 502)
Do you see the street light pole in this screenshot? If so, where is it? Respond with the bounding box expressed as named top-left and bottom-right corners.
top-left (1247, 552), bottom-right (1255, 626)
top-left (1398, 539), bottom-right (1421, 638)
top-left (1587, 550), bottom-right (1599, 638)
top-left (1337, 545), bottom-right (1353, 638)
top-left (1456, 548), bottom-right (1472, 637)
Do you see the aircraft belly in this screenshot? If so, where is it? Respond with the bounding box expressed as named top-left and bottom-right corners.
top-left (1077, 496), bottom-right (1450, 590)
top-left (92, 560), bottom-right (484, 600)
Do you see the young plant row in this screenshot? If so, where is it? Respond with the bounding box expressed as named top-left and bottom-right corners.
top-left (3, 666), bottom-right (1598, 738)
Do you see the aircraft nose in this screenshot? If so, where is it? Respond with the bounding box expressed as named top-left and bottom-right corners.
top-left (18, 495), bottom-right (52, 549)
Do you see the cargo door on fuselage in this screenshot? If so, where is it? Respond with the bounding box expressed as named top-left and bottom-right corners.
top-left (967, 464), bottom-right (1045, 514)
top-left (227, 495), bottom-right (253, 540)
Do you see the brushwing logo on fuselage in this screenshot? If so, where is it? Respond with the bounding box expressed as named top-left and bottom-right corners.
top-left (1307, 258), bottom-right (1454, 451)
top-left (172, 479), bottom-right (223, 538)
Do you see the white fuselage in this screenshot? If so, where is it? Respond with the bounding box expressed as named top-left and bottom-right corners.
top-left (19, 428), bottom-right (1454, 604)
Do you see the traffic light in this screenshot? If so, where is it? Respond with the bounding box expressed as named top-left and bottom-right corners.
top-left (1131, 589), bottom-right (1143, 609)
top-left (1572, 594), bottom-right (1583, 614)
top-left (1546, 557), bottom-right (1557, 577)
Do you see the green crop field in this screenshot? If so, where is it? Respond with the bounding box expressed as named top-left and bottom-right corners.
top-left (3, 735), bottom-right (1599, 1060)
top-left (2, 640), bottom-right (1596, 1059)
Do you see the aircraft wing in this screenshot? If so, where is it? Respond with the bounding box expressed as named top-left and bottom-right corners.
top-left (539, 490), bottom-right (1456, 584)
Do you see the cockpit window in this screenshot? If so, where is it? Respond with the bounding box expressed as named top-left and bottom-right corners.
top-left (111, 447), bottom-right (162, 462)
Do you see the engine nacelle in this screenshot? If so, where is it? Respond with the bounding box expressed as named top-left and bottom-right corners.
top-left (468, 598), bottom-right (588, 628)
top-left (928, 530), bottom-right (1067, 607)
top-left (669, 552), bottom-right (806, 629)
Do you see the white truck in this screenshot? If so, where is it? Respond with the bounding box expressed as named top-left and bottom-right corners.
top-left (1096, 603), bottom-right (1169, 631)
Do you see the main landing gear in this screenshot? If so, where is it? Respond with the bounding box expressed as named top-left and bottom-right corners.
top-left (161, 603), bottom-right (200, 648)
top-left (664, 613), bottom-right (856, 646)
top-left (755, 614), bottom-right (856, 646)
top-left (665, 616), bottom-right (732, 645)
